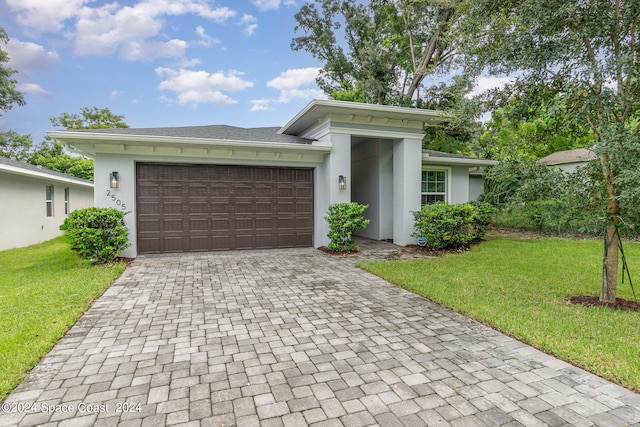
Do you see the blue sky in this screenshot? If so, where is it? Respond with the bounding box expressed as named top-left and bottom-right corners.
top-left (1, 0), bottom-right (327, 143)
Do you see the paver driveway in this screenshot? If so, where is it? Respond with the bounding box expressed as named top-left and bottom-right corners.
top-left (2, 243), bottom-right (640, 427)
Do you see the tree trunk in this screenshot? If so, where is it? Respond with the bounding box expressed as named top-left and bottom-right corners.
top-left (601, 221), bottom-right (619, 303)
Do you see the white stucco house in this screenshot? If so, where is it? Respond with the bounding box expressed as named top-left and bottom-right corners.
top-left (50, 99), bottom-right (496, 257)
top-left (0, 156), bottom-right (94, 251)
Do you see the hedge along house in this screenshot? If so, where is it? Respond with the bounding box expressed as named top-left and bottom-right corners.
top-left (0, 156), bottom-right (94, 251)
top-left (49, 99), bottom-right (496, 258)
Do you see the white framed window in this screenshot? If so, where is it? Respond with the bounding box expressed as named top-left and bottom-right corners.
top-left (421, 168), bottom-right (450, 205)
top-left (45, 185), bottom-right (54, 217)
top-left (64, 187), bottom-right (70, 215)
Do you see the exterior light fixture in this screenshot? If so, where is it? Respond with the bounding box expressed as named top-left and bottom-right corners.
top-left (110, 171), bottom-right (119, 189)
top-left (338, 175), bottom-right (347, 191)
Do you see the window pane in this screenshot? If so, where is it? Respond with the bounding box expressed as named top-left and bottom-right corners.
top-left (427, 182), bottom-right (436, 192)
top-left (46, 185), bottom-right (52, 199)
top-left (436, 183), bottom-right (445, 193)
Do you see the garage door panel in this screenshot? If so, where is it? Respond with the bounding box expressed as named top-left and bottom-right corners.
top-left (137, 164), bottom-right (313, 253)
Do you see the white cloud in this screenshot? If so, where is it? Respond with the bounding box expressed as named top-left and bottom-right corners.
top-left (4, 39), bottom-right (59, 72)
top-left (6, 0), bottom-right (90, 33)
top-left (194, 26), bottom-right (221, 47)
top-left (111, 90), bottom-right (124, 99)
top-left (16, 82), bottom-right (52, 98)
top-left (239, 14), bottom-right (258, 36)
top-left (156, 67), bottom-right (254, 106)
top-left (469, 76), bottom-right (516, 98)
top-left (251, 0), bottom-right (297, 11)
top-left (267, 67), bottom-right (323, 103)
top-left (250, 99), bottom-right (271, 111)
top-left (120, 39), bottom-right (189, 61)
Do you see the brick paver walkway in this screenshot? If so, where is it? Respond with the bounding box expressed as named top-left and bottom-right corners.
top-left (2, 242), bottom-right (639, 426)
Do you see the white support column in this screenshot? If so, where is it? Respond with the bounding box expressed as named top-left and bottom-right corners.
top-left (314, 133), bottom-right (351, 247)
top-left (393, 138), bottom-right (422, 246)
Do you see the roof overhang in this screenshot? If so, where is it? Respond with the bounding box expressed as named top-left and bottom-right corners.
top-left (279, 99), bottom-right (445, 136)
top-left (422, 153), bottom-right (498, 167)
top-left (49, 131), bottom-right (332, 163)
top-left (0, 162), bottom-right (94, 187)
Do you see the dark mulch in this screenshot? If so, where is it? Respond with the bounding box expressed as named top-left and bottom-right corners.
top-left (318, 246), bottom-right (359, 256)
top-left (569, 295), bottom-right (640, 312)
top-left (115, 257), bottom-right (136, 267)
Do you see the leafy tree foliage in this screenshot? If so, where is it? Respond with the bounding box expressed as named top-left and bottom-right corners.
top-left (461, 0), bottom-right (640, 302)
top-left (0, 131), bottom-right (32, 161)
top-left (0, 28), bottom-right (25, 116)
top-left (50, 106), bottom-right (129, 130)
top-left (31, 141), bottom-right (94, 181)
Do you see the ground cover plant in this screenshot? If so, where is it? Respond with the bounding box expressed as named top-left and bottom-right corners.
top-left (0, 237), bottom-right (126, 401)
top-left (359, 233), bottom-right (640, 391)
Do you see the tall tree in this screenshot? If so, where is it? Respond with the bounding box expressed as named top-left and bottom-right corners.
top-left (291, 0), bottom-right (460, 105)
top-left (0, 131), bottom-right (32, 161)
top-left (460, 0), bottom-right (640, 303)
top-left (0, 28), bottom-right (25, 115)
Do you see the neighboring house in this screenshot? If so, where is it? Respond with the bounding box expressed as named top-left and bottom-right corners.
top-left (0, 156), bottom-right (94, 251)
top-left (50, 99), bottom-right (496, 257)
top-left (538, 148), bottom-right (596, 172)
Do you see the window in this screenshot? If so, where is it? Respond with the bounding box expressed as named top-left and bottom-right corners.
top-left (421, 170), bottom-right (447, 205)
top-left (45, 185), bottom-right (54, 217)
top-left (64, 187), bottom-right (70, 215)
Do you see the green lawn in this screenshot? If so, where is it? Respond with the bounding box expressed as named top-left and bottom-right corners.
top-left (0, 237), bottom-right (126, 401)
top-left (359, 232), bottom-right (640, 392)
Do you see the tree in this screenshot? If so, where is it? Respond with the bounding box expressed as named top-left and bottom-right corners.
top-left (291, 0), bottom-right (461, 105)
top-left (0, 28), bottom-right (25, 115)
top-left (460, 0), bottom-right (640, 303)
top-left (49, 106), bottom-right (129, 130)
top-left (0, 131), bottom-right (32, 161)
top-left (30, 141), bottom-right (94, 181)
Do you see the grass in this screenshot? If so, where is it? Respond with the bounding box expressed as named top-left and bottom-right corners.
top-left (0, 237), bottom-right (126, 401)
top-left (359, 232), bottom-right (640, 392)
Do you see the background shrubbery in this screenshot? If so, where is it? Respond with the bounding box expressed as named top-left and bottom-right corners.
top-left (61, 207), bottom-right (130, 264)
top-left (412, 202), bottom-right (494, 250)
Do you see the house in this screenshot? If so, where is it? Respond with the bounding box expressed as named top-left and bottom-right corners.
top-left (0, 156), bottom-right (94, 251)
top-left (50, 99), bottom-right (496, 257)
top-left (538, 148), bottom-right (596, 172)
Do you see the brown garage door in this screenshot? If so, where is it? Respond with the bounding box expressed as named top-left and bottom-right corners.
top-left (136, 163), bottom-right (314, 254)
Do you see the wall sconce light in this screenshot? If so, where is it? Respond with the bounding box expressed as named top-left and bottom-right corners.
top-left (110, 171), bottom-right (119, 189)
top-left (338, 175), bottom-right (347, 191)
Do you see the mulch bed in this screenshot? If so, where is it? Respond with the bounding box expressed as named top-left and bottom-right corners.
top-left (568, 295), bottom-right (640, 312)
top-left (114, 257), bottom-right (136, 267)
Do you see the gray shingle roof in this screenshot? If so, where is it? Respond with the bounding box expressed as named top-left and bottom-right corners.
top-left (0, 156), bottom-right (94, 184)
top-left (538, 148), bottom-right (596, 165)
top-left (422, 149), bottom-right (483, 160)
top-left (81, 125), bottom-right (313, 145)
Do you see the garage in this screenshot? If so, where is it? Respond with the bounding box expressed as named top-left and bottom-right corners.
top-left (136, 163), bottom-right (314, 254)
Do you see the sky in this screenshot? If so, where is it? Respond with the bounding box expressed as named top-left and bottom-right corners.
top-left (0, 0), bottom-right (328, 143)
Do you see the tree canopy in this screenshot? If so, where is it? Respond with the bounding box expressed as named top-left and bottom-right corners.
top-left (50, 107), bottom-right (129, 130)
top-left (0, 28), bottom-right (26, 116)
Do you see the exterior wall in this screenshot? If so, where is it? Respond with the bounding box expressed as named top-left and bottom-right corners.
top-left (352, 139), bottom-right (393, 240)
top-left (0, 171), bottom-right (93, 251)
top-left (450, 165), bottom-right (471, 204)
top-left (95, 153), bottom-right (327, 257)
top-left (393, 138), bottom-right (422, 246)
top-left (469, 175), bottom-right (485, 201)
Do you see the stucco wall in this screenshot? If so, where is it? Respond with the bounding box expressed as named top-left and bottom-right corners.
top-left (469, 175), bottom-right (485, 201)
top-left (0, 171), bottom-right (93, 251)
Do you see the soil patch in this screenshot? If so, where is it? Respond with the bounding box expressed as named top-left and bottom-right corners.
top-left (569, 295), bottom-right (640, 312)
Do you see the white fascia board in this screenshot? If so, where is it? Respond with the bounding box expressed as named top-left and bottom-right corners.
top-left (49, 131), bottom-right (331, 155)
top-left (0, 163), bottom-right (94, 187)
top-left (422, 153), bottom-right (498, 167)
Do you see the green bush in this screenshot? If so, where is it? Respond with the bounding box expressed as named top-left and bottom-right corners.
top-left (61, 207), bottom-right (130, 264)
top-left (325, 202), bottom-right (370, 252)
top-left (412, 202), bottom-right (494, 250)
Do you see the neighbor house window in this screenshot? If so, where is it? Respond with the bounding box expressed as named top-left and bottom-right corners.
top-left (46, 185), bottom-right (54, 217)
top-left (421, 170), bottom-right (447, 204)
top-left (64, 187), bottom-right (70, 215)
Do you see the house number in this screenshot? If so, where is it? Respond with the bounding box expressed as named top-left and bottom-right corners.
top-left (105, 190), bottom-right (127, 211)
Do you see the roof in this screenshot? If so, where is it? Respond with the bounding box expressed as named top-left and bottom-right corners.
top-left (82, 125), bottom-right (313, 145)
top-left (538, 148), bottom-right (596, 166)
top-left (0, 156), bottom-right (94, 187)
top-left (422, 150), bottom-right (498, 167)
top-left (279, 99), bottom-right (444, 136)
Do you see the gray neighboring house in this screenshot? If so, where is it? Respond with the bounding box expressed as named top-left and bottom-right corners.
top-left (0, 157), bottom-right (94, 251)
top-left (50, 99), bottom-right (496, 257)
top-left (538, 148), bottom-right (596, 172)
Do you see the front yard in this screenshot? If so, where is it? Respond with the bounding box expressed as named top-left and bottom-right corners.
top-left (360, 232), bottom-right (640, 392)
top-left (0, 237), bottom-right (126, 401)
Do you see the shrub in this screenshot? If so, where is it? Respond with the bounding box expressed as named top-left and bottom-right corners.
top-left (412, 202), bottom-right (494, 250)
top-left (61, 207), bottom-right (130, 264)
top-left (325, 202), bottom-right (370, 252)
